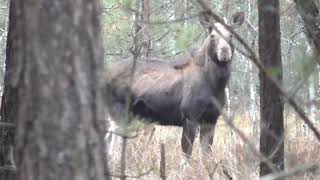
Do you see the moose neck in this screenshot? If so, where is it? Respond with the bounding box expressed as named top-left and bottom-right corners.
top-left (191, 35), bottom-right (232, 92)
top-left (206, 57), bottom-right (231, 92)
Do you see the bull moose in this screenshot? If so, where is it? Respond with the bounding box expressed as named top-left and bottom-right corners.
top-left (105, 12), bottom-right (245, 164)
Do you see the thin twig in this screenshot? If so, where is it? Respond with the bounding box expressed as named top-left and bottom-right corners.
top-left (105, 130), bottom-right (139, 139)
top-left (0, 122), bottom-right (15, 128)
top-left (222, 165), bottom-right (233, 180)
top-left (107, 167), bottom-right (154, 179)
top-left (0, 165), bottom-right (16, 171)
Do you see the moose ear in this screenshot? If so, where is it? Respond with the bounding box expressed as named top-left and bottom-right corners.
top-left (230, 12), bottom-right (245, 29)
top-left (198, 11), bottom-right (214, 33)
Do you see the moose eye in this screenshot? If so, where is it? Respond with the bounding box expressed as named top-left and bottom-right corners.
top-left (228, 35), bottom-right (234, 42)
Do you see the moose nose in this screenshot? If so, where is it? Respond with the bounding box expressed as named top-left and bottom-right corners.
top-left (218, 47), bottom-right (231, 61)
top-left (221, 47), bottom-right (229, 54)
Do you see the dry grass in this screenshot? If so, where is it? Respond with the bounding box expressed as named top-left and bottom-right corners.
top-left (107, 115), bottom-right (320, 180)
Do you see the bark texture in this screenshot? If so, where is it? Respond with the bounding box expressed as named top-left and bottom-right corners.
top-left (0, 2), bottom-right (19, 180)
top-left (5, 1), bottom-right (108, 180)
top-left (258, 0), bottom-right (284, 176)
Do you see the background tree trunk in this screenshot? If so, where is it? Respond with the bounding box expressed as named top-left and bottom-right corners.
top-left (5, 1), bottom-right (109, 180)
top-left (174, 0), bottom-right (185, 24)
top-left (0, 2), bottom-right (18, 180)
top-left (249, 61), bottom-right (258, 138)
top-left (294, 0), bottom-right (320, 129)
top-left (308, 76), bottom-right (317, 127)
top-left (258, 0), bottom-right (284, 176)
top-left (141, 0), bottom-right (151, 58)
top-left (294, 0), bottom-right (320, 64)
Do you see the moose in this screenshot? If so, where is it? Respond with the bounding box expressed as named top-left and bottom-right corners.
top-left (105, 12), bottom-right (245, 164)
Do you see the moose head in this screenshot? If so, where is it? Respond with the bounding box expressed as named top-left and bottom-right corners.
top-left (199, 12), bottom-right (245, 65)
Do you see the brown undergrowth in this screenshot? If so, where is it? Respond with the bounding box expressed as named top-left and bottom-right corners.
top-left (107, 115), bottom-right (320, 180)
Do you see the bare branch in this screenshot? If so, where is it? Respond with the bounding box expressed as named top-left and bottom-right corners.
top-left (106, 167), bottom-right (154, 179)
top-left (0, 165), bottom-right (16, 171)
top-left (0, 122), bottom-right (15, 128)
top-left (105, 130), bottom-right (139, 139)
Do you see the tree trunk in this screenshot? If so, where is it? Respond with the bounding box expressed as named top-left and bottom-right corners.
top-left (308, 75), bottom-right (317, 128)
top-left (249, 61), bottom-right (258, 139)
top-left (246, 0), bottom-right (259, 142)
top-left (6, 1), bottom-right (109, 180)
top-left (0, 2), bottom-right (18, 180)
top-left (294, 0), bottom-right (320, 64)
top-left (294, 0), bottom-right (320, 137)
top-left (225, 86), bottom-right (231, 116)
top-left (141, 0), bottom-right (151, 58)
top-left (258, 0), bottom-right (284, 176)
top-left (174, 0), bottom-right (185, 24)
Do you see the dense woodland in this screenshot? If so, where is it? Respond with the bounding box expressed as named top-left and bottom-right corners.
top-left (0, 0), bottom-right (319, 179)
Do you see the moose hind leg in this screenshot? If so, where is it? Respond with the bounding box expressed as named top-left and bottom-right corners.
top-left (200, 123), bottom-right (216, 159)
top-left (181, 119), bottom-right (198, 164)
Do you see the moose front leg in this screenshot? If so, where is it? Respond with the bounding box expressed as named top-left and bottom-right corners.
top-left (200, 123), bottom-right (216, 159)
top-left (181, 119), bottom-right (198, 165)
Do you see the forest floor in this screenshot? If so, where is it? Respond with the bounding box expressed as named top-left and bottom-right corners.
top-left (107, 115), bottom-right (320, 180)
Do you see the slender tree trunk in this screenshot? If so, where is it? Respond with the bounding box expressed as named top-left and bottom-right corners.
top-left (319, 66), bottom-right (320, 94)
top-left (173, 0), bottom-right (186, 55)
top-left (225, 85), bottom-right (235, 140)
top-left (258, 0), bottom-right (284, 176)
top-left (141, 0), bottom-right (151, 57)
top-left (225, 86), bottom-right (231, 116)
top-left (246, 0), bottom-right (258, 142)
top-left (294, 0), bottom-right (320, 64)
top-left (131, 0), bottom-right (142, 58)
top-left (5, 1), bottom-right (109, 180)
top-left (174, 0), bottom-right (185, 24)
top-left (249, 61), bottom-right (258, 138)
top-left (294, 0), bottom-right (320, 132)
top-left (309, 75), bottom-right (317, 127)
